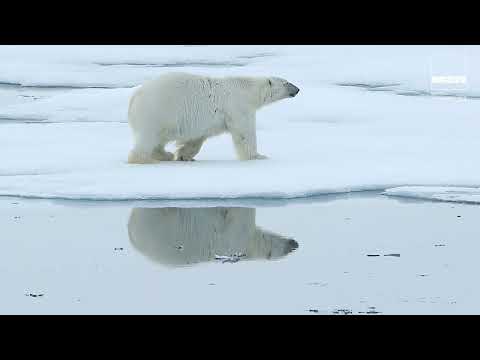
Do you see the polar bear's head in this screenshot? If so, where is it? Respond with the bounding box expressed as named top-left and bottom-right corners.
top-left (260, 77), bottom-right (300, 106)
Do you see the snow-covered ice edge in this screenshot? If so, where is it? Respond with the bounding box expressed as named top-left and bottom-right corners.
top-left (384, 186), bottom-right (480, 204)
top-left (0, 184), bottom-right (388, 201)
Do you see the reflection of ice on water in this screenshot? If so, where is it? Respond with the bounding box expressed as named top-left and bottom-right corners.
top-left (127, 207), bottom-right (298, 267)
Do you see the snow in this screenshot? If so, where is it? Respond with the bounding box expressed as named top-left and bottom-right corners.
top-left (0, 87), bottom-right (136, 122)
top-left (0, 45), bottom-right (281, 88)
top-left (1, 45), bottom-right (480, 200)
top-left (384, 186), bottom-right (480, 204)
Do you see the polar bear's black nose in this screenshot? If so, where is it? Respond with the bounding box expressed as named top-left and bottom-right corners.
top-left (287, 239), bottom-right (299, 252)
top-left (287, 82), bottom-right (300, 97)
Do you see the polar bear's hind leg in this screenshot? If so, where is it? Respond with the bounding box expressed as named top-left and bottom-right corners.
top-left (128, 148), bottom-right (157, 164)
top-left (128, 133), bottom-right (173, 164)
top-left (175, 137), bottom-right (205, 161)
top-left (152, 143), bottom-right (174, 161)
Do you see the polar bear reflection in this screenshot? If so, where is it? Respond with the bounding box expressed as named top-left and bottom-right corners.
top-left (128, 207), bottom-right (298, 267)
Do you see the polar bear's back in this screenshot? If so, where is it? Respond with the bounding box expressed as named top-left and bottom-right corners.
top-left (142, 72), bottom-right (205, 92)
top-left (131, 72), bottom-right (206, 114)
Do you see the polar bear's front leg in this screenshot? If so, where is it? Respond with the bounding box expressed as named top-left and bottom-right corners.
top-left (175, 137), bottom-right (205, 161)
top-left (231, 132), bottom-right (268, 160)
top-left (230, 119), bottom-right (268, 161)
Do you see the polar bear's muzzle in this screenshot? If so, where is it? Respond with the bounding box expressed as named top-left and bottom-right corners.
top-left (286, 82), bottom-right (300, 97)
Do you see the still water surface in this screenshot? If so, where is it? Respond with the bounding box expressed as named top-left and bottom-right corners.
top-left (0, 192), bottom-right (478, 314)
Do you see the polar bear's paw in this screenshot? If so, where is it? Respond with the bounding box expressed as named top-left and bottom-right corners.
top-left (128, 150), bottom-right (158, 164)
top-left (253, 154), bottom-right (269, 160)
top-left (174, 138), bottom-right (204, 161)
top-left (175, 154), bottom-right (196, 161)
top-left (151, 149), bottom-right (174, 162)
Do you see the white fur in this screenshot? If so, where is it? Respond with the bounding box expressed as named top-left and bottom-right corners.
top-left (127, 207), bottom-right (298, 266)
top-left (127, 72), bottom-right (298, 163)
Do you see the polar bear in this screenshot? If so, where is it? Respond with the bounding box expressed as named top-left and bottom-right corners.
top-left (127, 206), bottom-right (298, 266)
top-left (127, 72), bottom-right (300, 163)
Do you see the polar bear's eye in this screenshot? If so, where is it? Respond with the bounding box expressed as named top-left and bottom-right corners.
top-left (268, 79), bottom-right (272, 86)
